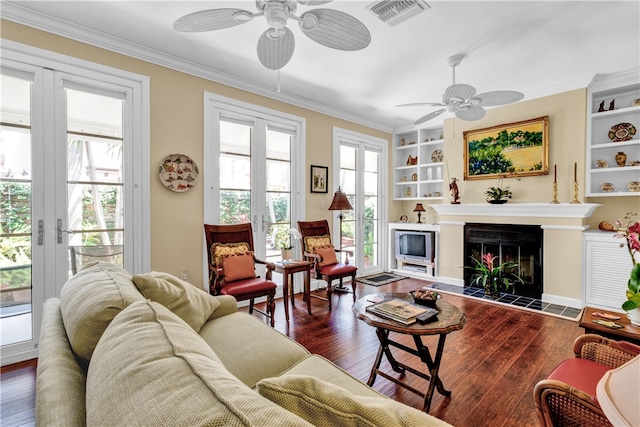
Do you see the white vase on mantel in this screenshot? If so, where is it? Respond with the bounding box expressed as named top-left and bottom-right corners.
top-left (629, 308), bottom-right (640, 326)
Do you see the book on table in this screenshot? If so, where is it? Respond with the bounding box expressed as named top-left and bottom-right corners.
top-left (366, 298), bottom-right (437, 325)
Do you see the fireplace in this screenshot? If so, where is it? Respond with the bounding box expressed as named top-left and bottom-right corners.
top-left (464, 223), bottom-right (543, 299)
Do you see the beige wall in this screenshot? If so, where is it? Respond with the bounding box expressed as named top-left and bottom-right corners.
top-left (1, 20), bottom-right (390, 287)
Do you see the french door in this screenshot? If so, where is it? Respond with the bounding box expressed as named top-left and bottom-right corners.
top-left (333, 128), bottom-right (388, 277)
top-left (0, 44), bottom-right (149, 365)
top-left (204, 93), bottom-right (305, 281)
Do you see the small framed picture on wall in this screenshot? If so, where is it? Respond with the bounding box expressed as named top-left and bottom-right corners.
top-left (310, 165), bottom-right (328, 193)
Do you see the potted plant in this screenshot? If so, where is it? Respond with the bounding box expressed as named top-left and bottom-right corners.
top-left (615, 213), bottom-right (640, 324)
top-left (465, 253), bottom-right (524, 299)
top-left (485, 173), bottom-right (519, 204)
top-left (280, 228), bottom-right (302, 262)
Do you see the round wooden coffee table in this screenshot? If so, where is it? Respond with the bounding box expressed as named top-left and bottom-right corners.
top-left (353, 292), bottom-right (466, 412)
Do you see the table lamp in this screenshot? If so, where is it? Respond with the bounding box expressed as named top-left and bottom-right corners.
top-left (328, 186), bottom-right (353, 265)
top-left (414, 203), bottom-right (426, 223)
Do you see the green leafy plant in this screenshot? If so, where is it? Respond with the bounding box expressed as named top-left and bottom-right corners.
top-left (615, 213), bottom-right (640, 311)
top-left (465, 253), bottom-right (523, 296)
top-left (485, 173), bottom-right (520, 202)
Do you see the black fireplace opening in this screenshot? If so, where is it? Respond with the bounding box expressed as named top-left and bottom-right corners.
top-left (464, 223), bottom-right (543, 300)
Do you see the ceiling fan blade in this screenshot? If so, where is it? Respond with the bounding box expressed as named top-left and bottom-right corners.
top-left (414, 109), bottom-right (446, 125)
top-left (299, 9), bottom-right (371, 51)
top-left (298, 0), bottom-right (334, 5)
top-left (257, 27), bottom-right (295, 70)
top-left (397, 102), bottom-right (444, 108)
top-left (474, 90), bottom-right (525, 107)
top-left (443, 84), bottom-right (476, 103)
top-left (173, 8), bottom-right (253, 32)
top-left (456, 105), bottom-right (486, 121)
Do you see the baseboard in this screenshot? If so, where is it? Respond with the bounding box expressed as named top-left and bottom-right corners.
top-left (541, 293), bottom-right (582, 309)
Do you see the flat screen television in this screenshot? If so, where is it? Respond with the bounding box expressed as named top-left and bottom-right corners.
top-left (395, 230), bottom-right (435, 263)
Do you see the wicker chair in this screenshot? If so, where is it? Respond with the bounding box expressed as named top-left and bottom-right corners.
top-left (534, 334), bottom-right (639, 427)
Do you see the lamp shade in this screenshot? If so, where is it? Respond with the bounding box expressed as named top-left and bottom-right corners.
top-left (328, 187), bottom-right (353, 211)
top-left (413, 203), bottom-right (426, 212)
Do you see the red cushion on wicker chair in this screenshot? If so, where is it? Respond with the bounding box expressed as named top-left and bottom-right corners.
top-left (547, 358), bottom-right (612, 398)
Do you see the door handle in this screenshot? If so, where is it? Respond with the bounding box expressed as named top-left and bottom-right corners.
top-left (261, 215), bottom-right (266, 232)
top-left (57, 218), bottom-right (68, 244)
top-left (37, 220), bottom-right (44, 246)
top-left (253, 215), bottom-right (258, 230)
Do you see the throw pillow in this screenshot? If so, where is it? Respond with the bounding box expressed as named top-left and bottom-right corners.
top-left (315, 246), bottom-right (338, 267)
top-left (86, 301), bottom-right (313, 427)
top-left (210, 242), bottom-right (250, 267)
top-left (132, 271), bottom-right (220, 332)
top-left (256, 375), bottom-right (451, 427)
top-left (59, 261), bottom-right (144, 365)
top-left (220, 252), bottom-right (256, 282)
top-left (303, 234), bottom-right (332, 254)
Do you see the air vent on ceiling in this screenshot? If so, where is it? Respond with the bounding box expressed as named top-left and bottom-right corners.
top-left (366, 1), bottom-right (430, 27)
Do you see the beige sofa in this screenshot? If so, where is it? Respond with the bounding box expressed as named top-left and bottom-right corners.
top-left (35, 262), bottom-right (451, 426)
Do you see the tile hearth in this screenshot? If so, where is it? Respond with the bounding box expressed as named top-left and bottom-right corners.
top-left (430, 282), bottom-right (582, 320)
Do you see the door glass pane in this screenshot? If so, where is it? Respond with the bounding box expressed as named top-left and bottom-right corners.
top-left (364, 150), bottom-right (380, 268)
top-left (1, 74), bottom-right (33, 346)
top-left (339, 145), bottom-right (356, 262)
top-left (220, 121), bottom-right (251, 224)
top-left (66, 89), bottom-right (124, 276)
top-left (265, 130), bottom-right (291, 262)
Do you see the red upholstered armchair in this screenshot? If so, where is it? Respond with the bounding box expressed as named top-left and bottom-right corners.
top-left (204, 223), bottom-right (277, 326)
top-left (298, 220), bottom-right (357, 311)
top-left (534, 334), bottom-right (640, 427)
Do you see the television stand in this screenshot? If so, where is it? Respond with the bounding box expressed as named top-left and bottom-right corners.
top-left (396, 258), bottom-right (434, 276)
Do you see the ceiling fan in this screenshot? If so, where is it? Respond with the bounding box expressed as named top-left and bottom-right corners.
top-left (398, 54), bottom-right (525, 125)
top-left (173, 0), bottom-right (371, 71)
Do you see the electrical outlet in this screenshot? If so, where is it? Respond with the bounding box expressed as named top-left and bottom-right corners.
top-left (320, 200), bottom-right (325, 209)
top-left (182, 269), bottom-right (188, 280)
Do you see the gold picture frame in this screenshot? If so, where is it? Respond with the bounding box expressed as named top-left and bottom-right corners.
top-left (463, 116), bottom-right (549, 180)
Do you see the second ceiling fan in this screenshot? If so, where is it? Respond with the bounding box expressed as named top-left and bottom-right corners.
top-left (399, 54), bottom-right (525, 125)
top-left (173, 0), bottom-right (371, 71)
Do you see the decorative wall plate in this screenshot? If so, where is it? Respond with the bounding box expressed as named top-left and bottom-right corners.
top-left (159, 154), bottom-right (199, 192)
top-left (627, 181), bottom-right (640, 192)
top-left (608, 123), bottom-right (636, 142)
top-left (431, 149), bottom-right (443, 162)
top-left (600, 182), bottom-right (615, 192)
top-left (594, 159), bottom-right (608, 168)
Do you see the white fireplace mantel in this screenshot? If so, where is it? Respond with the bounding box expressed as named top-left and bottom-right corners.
top-left (431, 203), bottom-right (601, 219)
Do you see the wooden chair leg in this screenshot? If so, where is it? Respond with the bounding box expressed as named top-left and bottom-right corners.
top-left (249, 299), bottom-right (255, 314)
top-left (268, 291), bottom-right (276, 327)
top-left (351, 273), bottom-right (357, 302)
top-left (327, 280), bottom-right (333, 312)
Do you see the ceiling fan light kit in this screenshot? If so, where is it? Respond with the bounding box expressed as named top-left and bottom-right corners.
top-left (399, 54), bottom-right (525, 124)
top-left (173, 0), bottom-right (371, 71)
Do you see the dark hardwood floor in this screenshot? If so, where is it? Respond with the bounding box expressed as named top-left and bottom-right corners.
top-left (1, 277), bottom-right (582, 427)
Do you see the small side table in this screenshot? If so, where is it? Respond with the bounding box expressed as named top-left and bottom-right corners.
top-left (274, 260), bottom-right (312, 321)
top-left (578, 306), bottom-right (640, 345)
top-left (353, 293), bottom-right (466, 412)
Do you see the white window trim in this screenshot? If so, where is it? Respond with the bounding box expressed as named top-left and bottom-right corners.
top-left (203, 92), bottom-right (306, 286)
top-left (332, 127), bottom-right (389, 271)
top-left (2, 39), bottom-right (151, 278)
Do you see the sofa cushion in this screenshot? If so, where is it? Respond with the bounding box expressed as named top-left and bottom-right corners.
top-left (198, 311), bottom-right (310, 388)
top-left (59, 261), bottom-right (144, 364)
top-left (256, 374), bottom-right (452, 427)
top-left (87, 300), bottom-right (313, 427)
top-left (132, 271), bottom-right (220, 332)
top-left (221, 252), bottom-right (256, 282)
top-left (315, 246), bottom-right (338, 267)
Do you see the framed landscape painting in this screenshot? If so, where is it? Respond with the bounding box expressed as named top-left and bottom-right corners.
top-left (463, 116), bottom-right (549, 180)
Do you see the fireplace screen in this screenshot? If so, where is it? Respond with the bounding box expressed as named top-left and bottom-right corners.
top-left (464, 223), bottom-right (543, 299)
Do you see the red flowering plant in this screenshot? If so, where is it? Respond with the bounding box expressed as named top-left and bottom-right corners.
top-left (465, 252), bottom-right (523, 297)
top-left (615, 213), bottom-right (640, 311)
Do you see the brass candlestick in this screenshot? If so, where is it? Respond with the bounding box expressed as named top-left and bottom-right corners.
top-left (550, 182), bottom-right (559, 204)
top-left (570, 181), bottom-right (581, 204)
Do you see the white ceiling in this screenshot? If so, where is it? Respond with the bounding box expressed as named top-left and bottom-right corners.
top-left (3, 1), bottom-right (639, 132)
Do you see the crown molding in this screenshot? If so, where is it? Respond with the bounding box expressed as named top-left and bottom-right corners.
top-left (1, 2), bottom-right (393, 133)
